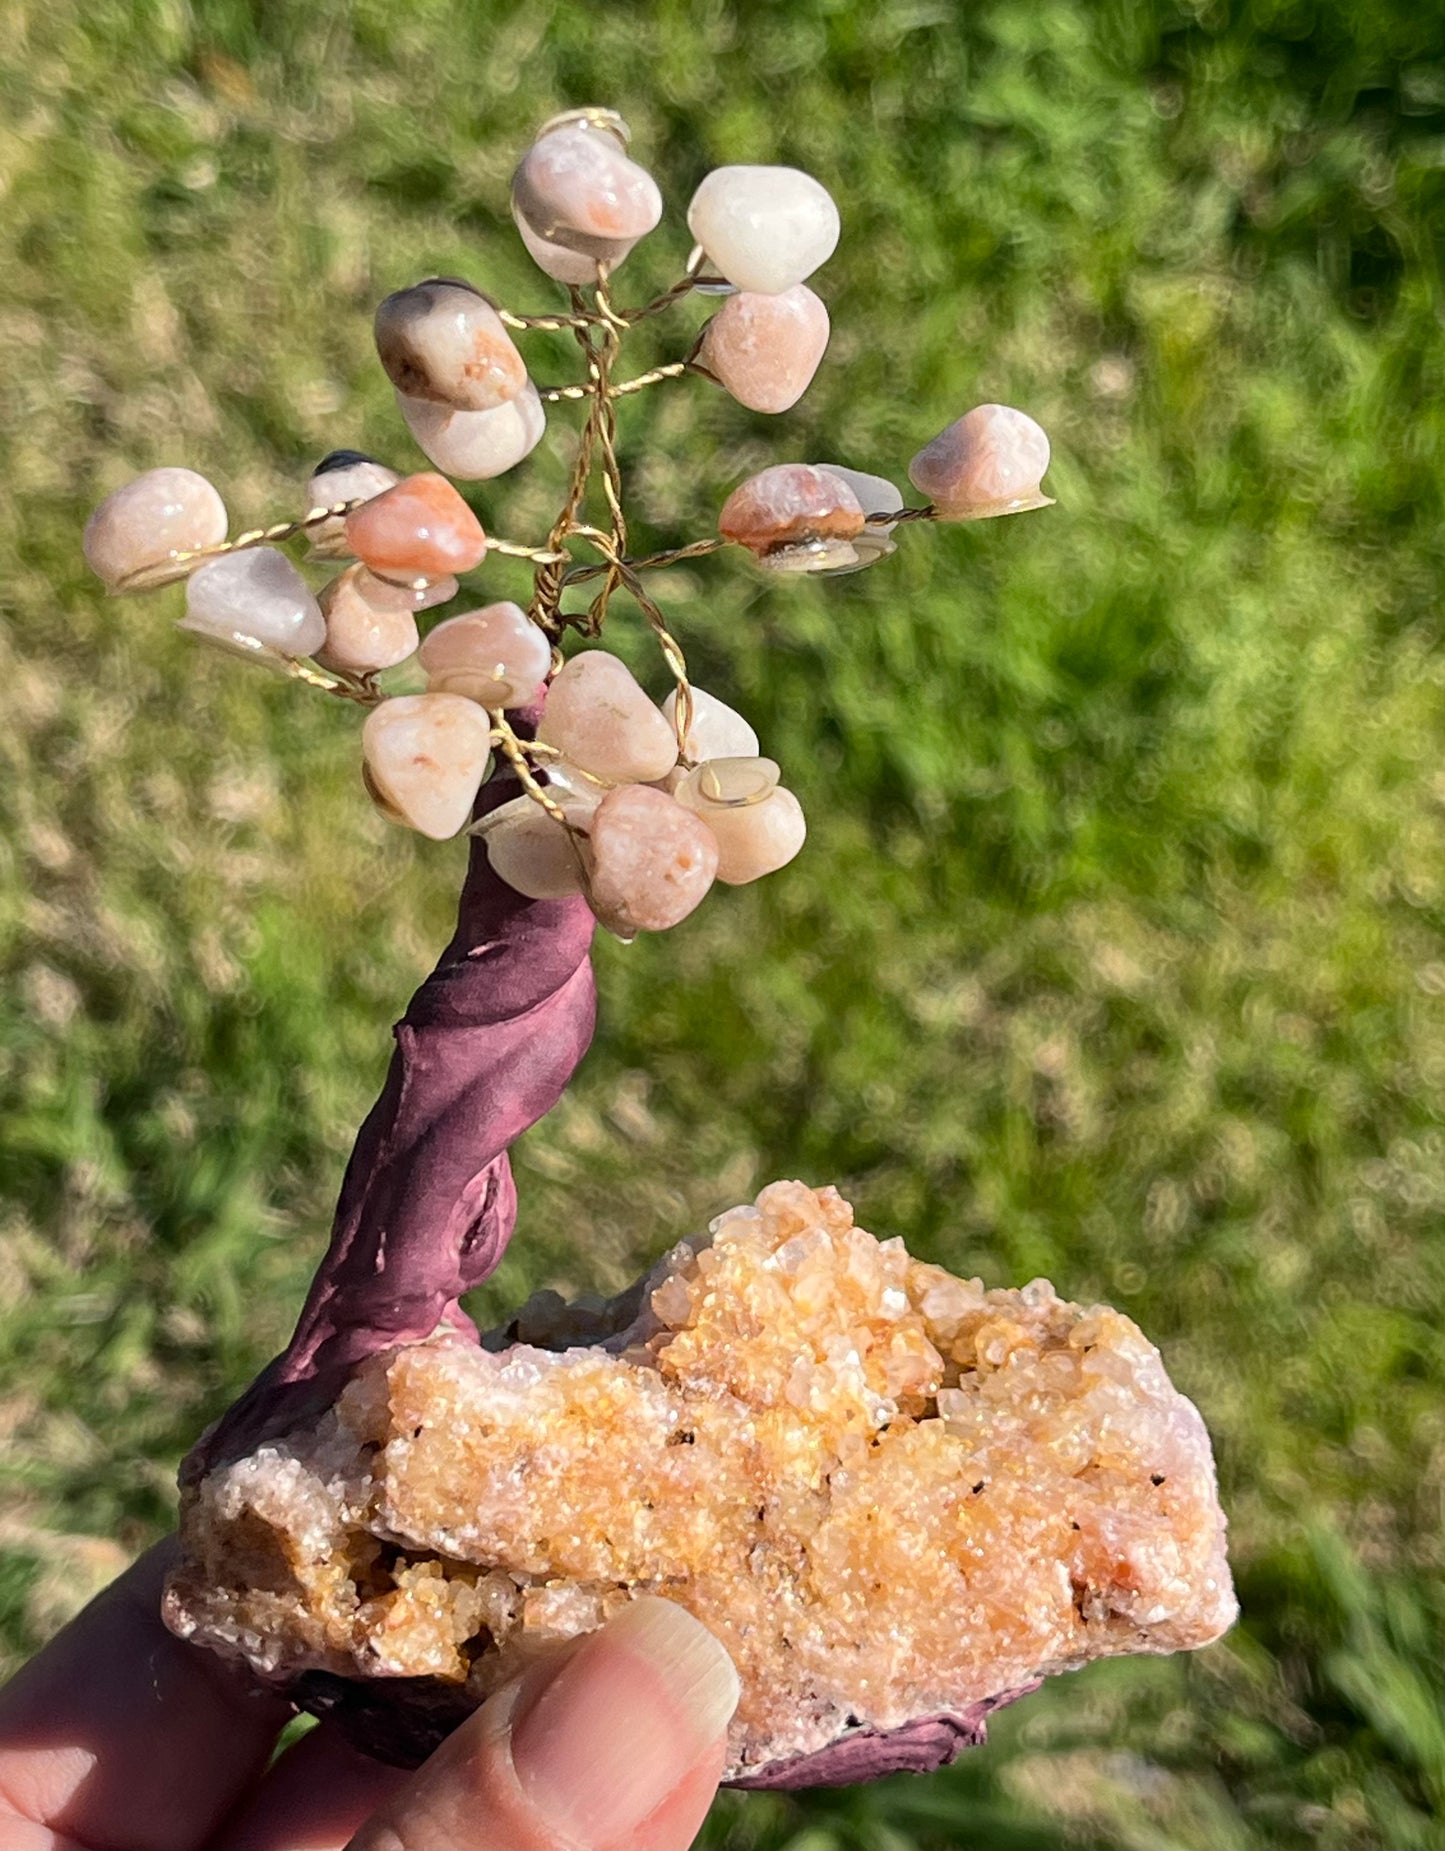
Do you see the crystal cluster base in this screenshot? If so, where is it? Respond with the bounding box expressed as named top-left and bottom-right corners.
top-left (165, 1182), bottom-right (1234, 1785)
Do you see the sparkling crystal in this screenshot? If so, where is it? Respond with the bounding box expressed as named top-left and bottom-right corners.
top-left (686, 166), bottom-right (840, 295)
top-left (417, 603), bottom-right (552, 710)
top-left (361, 693), bottom-right (494, 840)
top-left (316, 565), bottom-right (454, 674)
top-left (587, 784), bottom-right (719, 936)
top-left (169, 1183), bottom-right (1235, 1785)
top-left (84, 467), bottom-right (228, 589)
top-left (696, 285), bottom-right (830, 413)
top-left (345, 473), bottom-right (487, 580)
top-left (374, 279), bottom-right (527, 412)
top-left (178, 547), bottom-right (325, 660)
top-left (535, 651), bottom-right (678, 784)
top-left (908, 405), bottom-right (1053, 520)
top-left (476, 791), bottom-right (596, 900)
top-left (398, 383), bottom-right (545, 481)
top-left (718, 464), bottom-right (864, 571)
top-left (674, 766), bottom-right (806, 885)
top-left (511, 120), bottom-right (662, 284)
top-left (661, 686), bottom-right (760, 763)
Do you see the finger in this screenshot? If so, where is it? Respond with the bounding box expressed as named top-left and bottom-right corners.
top-left (0, 1539), bottom-right (292, 1851)
top-left (347, 1597), bottom-right (738, 1851)
top-left (210, 1722), bottom-right (409, 1851)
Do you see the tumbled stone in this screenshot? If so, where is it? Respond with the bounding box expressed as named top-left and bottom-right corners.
top-left (165, 1181), bottom-right (1235, 1786)
top-left (476, 790), bottom-right (596, 900)
top-left (305, 452), bottom-right (401, 560)
top-left (361, 693), bottom-right (494, 840)
top-left (375, 280), bottom-right (527, 412)
top-left (84, 467), bottom-right (228, 589)
top-left (908, 405), bottom-right (1054, 520)
top-left (661, 685), bottom-right (760, 764)
top-left (536, 651), bottom-right (678, 784)
top-left (316, 565), bottom-right (455, 675)
top-left (586, 784), bottom-right (718, 936)
top-left (511, 119), bottom-right (662, 284)
top-left (719, 464), bottom-right (865, 571)
top-left (178, 547), bottom-right (326, 660)
top-left (398, 384), bottom-right (545, 481)
top-left (687, 166), bottom-right (840, 295)
top-left (807, 464), bottom-right (903, 571)
top-left (675, 764), bottom-right (806, 885)
top-left (345, 474), bottom-right (487, 581)
top-left (696, 286), bottom-right (830, 413)
top-left (417, 603), bottom-right (552, 710)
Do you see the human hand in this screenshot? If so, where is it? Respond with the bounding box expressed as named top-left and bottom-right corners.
top-left (0, 1540), bottom-right (738, 1850)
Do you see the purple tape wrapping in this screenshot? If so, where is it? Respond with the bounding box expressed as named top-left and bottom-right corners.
top-left (183, 702), bottom-right (597, 1481)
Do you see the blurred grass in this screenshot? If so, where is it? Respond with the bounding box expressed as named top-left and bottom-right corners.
top-left (1, 0), bottom-right (1443, 1844)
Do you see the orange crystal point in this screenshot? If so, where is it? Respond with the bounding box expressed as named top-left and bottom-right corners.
top-left (345, 472), bottom-right (487, 579)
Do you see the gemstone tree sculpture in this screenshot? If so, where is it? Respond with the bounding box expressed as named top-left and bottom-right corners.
top-left (87, 112), bottom-right (1233, 1790)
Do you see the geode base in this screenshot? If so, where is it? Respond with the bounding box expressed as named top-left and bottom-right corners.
top-left (165, 1183), bottom-right (1235, 1787)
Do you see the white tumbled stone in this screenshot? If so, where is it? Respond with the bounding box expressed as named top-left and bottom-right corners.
top-left (418, 603), bottom-right (552, 710)
top-left (305, 453), bottom-right (400, 560)
top-left (661, 686), bottom-right (760, 764)
top-left (686, 166), bottom-right (840, 295)
top-left (536, 651), bottom-right (678, 784)
top-left (399, 384), bottom-right (545, 481)
top-left (362, 693), bottom-right (494, 840)
top-left (84, 468), bottom-right (228, 589)
top-left (179, 547), bottom-right (326, 660)
top-left (674, 773), bottom-right (807, 886)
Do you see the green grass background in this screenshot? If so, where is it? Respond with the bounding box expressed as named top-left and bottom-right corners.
top-left (2, 0), bottom-right (1444, 1844)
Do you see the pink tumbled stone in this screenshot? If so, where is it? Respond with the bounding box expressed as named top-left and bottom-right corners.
top-left (511, 120), bottom-right (662, 284)
top-left (696, 285), bottom-right (830, 414)
top-left (374, 280), bottom-right (527, 412)
top-left (675, 770), bottom-right (807, 886)
top-left (536, 651), bottom-right (678, 784)
top-left (718, 464), bottom-right (865, 568)
top-left (316, 565), bottom-right (456, 674)
top-left (587, 784), bottom-right (719, 937)
top-left (907, 405), bottom-right (1054, 520)
top-left (84, 467), bottom-right (228, 589)
top-left (417, 603), bottom-right (552, 710)
top-left (361, 693), bottom-right (494, 840)
top-left (476, 791), bottom-right (597, 900)
top-left (398, 384), bottom-right (545, 481)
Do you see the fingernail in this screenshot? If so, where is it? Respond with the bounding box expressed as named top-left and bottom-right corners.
top-left (508, 1597), bottom-right (739, 1846)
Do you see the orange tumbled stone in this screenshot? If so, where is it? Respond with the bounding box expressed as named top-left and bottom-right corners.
top-left (345, 473), bottom-right (487, 580)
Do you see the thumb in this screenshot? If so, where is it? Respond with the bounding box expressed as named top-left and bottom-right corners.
top-left (347, 1597), bottom-right (739, 1851)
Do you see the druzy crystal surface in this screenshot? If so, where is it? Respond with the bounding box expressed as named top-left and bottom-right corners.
top-left (166, 1182), bottom-right (1234, 1786)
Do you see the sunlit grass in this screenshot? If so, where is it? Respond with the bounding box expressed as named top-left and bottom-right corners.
top-left (1, 2), bottom-right (1443, 1845)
